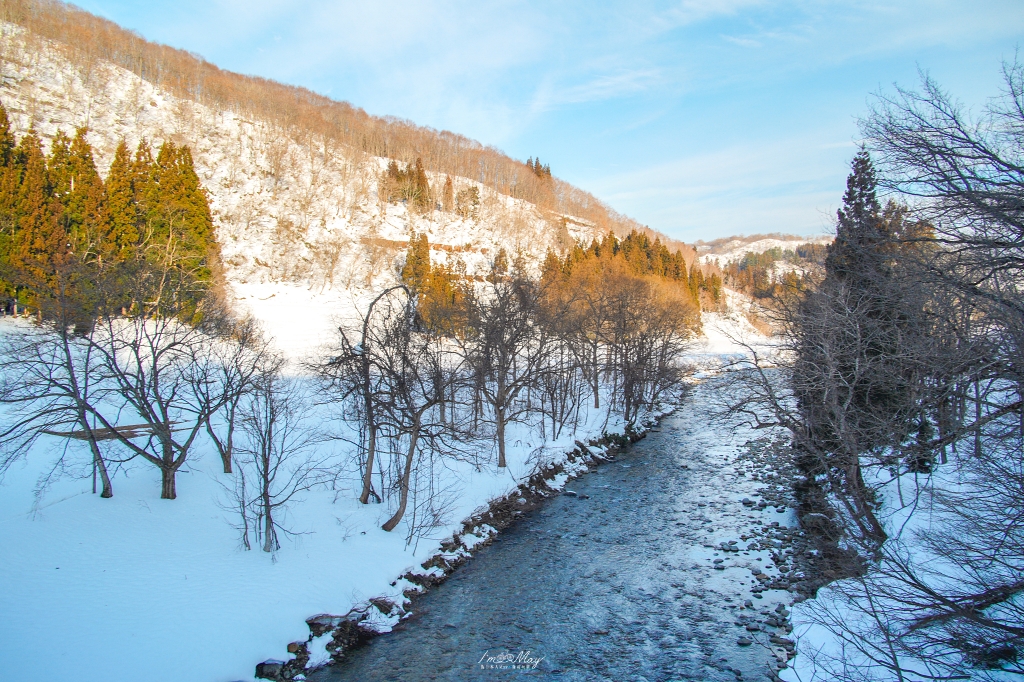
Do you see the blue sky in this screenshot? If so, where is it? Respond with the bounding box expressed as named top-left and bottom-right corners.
top-left (76, 1), bottom-right (1023, 242)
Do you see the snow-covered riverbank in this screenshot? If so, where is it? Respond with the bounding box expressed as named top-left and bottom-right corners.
top-left (0, 303), bottom-right (771, 682)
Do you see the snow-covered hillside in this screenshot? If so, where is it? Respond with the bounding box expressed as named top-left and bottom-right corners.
top-left (0, 23), bottom-right (602, 356)
top-left (698, 234), bottom-right (832, 268)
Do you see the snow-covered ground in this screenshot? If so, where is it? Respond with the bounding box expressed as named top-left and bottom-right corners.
top-left (693, 290), bottom-right (779, 368)
top-left (781, 457), bottom-right (1021, 682)
top-left (0, 294), bottom-right (769, 682)
top-left (0, 322), bottom-right (614, 681)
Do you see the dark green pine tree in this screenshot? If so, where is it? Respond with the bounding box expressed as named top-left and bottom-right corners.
top-left (131, 139), bottom-right (158, 226)
top-left (401, 232), bottom-right (431, 294)
top-left (15, 129), bottom-right (66, 301)
top-left (688, 262), bottom-right (703, 303)
top-left (49, 128), bottom-right (109, 262)
top-left (411, 157), bottom-right (430, 212)
top-left (0, 102), bottom-right (20, 301)
top-left (105, 140), bottom-right (139, 261)
top-left (153, 142), bottom-right (216, 282)
top-left (825, 150), bottom-right (892, 284)
top-left (798, 150), bottom-right (921, 485)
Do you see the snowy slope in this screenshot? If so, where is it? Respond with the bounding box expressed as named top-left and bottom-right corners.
top-left (0, 23), bottom-right (599, 357)
top-left (0, 314), bottom-right (629, 682)
top-left (699, 235), bottom-right (832, 268)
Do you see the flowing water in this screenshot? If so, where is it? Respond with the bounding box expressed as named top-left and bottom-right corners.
top-left (312, 377), bottom-right (799, 682)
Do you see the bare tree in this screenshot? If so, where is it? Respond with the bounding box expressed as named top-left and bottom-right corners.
top-left (0, 317), bottom-right (115, 496)
top-left (0, 267), bottom-right (116, 496)
top-left (233, 367), bottom-right (326, 554)
top-left (372, 300), bottom-right (460, 532)
top-left (604, 272), bottom-right (695, 424)
top-left (86, 312), bottom-right (231, 499)
top-left (318, 285), bottom-right (410, 505)
top-left (203, 317), bottom-right (277, 474)
top-left (462, 258), bottom-right (548, 468)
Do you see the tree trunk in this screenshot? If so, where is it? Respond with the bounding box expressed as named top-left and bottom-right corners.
top-left (359, 348), bottom-right (377, 504)
top-left (848, 460), bottom-right (887, 543)
top-left (496, 407), bottom-right (507, 468)
top-left (382, 424), bottom-right (419, 532)
top-left (160, 467), bottom-right (176, 500)
top-left (262, 481), bottom-right (276, 552)
top-left (974, 376), bottom-right (983, 458)
top-left (86, 437), bottom-right (113, 498)
top-left (359, 421), bottom-right (379, 504)
top-left (221, 414), bottom-right (234, 474)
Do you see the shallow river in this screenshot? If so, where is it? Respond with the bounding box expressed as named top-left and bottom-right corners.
top-left (312, 377), bottom-right (799, 682)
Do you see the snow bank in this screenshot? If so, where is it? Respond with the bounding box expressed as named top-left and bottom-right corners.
top-left (0, 318), bottom-right (645, 682)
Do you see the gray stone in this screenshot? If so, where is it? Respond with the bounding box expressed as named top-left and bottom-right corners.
top-left (255, 660), bottom-right (284, 680)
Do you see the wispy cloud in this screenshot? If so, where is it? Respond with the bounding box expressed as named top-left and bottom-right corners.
top-left (664, 0), bottom-right (766, 28)
top-left (585, 130), bottom-right (855, 239)
top-left (721, 34), bottom-right (761, 48)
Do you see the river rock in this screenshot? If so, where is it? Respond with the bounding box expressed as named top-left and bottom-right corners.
top-left (737, 637), bottom-right (753, 646)
top-left (255, 660), bottom-right (284, 680)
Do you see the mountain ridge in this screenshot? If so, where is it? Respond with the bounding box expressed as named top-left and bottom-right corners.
top-left (0, 0), bottom-right (692, 255)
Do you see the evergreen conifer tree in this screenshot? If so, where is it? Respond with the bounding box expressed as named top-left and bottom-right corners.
top-left (401, 232), bottom-right (431, 294)
top-left (49, 128), bottom-right (108, 260)
top-left (826, 150), bottom-right (892, 284)
top-left (105, 140), bottom-right (139, 260)
top-left (441, 175), bottom-right (454, 213)
top-left (15, 129), bottom-right (65, 298)
top-left (0, 103), bottom-right (19, 302)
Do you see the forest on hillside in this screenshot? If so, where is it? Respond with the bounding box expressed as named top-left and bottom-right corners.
top-left (0, 0), bottom-right (684, 251)
top-left (0, 101), bottom-right (215, 319)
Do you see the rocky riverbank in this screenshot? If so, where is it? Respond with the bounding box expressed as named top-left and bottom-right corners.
top-left (259, 375), bottom-right (837, 682)
top-left (254, 423), bottom-right (658, 681)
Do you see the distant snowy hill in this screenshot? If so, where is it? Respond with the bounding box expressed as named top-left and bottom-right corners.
top-left (697, 233), bottom-right (832, 268)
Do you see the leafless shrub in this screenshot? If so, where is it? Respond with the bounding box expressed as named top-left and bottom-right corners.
top-left (231, 368), bottom-right (328, 554)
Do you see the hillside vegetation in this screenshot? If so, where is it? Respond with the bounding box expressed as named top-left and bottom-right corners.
top-left (0, 0), bottom-right (682, 252)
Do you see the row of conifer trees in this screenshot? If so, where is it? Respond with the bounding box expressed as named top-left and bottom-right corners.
top-left (0, 101), bottom-right (216, 321)
top-left (400, 228), bottom-right (722, 335)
